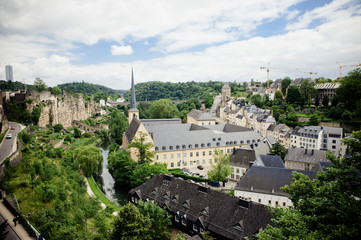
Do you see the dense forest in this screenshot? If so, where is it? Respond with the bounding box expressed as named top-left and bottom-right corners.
top-left (58, 82), bottom-right (125, 97)
top-left (123, 81), bottom-right (229, 101)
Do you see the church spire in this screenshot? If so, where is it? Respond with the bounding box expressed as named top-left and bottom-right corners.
top-left (130, 68), bottom-right (136, 109)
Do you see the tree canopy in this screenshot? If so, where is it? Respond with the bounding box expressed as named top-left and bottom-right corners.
top-left (34, 78), bottom-right (47, 92)
top-left (336, 68), bottom-right (361, 115)
top-left (281, 77), bottom-right (291, 95)
top-left (129, 132), bottom-right (155, 164)
top-left (74, 145), bottom-right (103, 177)
top-left (286, 86), bottom-right (301, 104)
top-left (258, 131), bottom-right (361, 239)
top-left (268, 143), bottom-right (287, 161)
top-left (207, 149), bottom-right (232, 182)
top-left (109, 109), bottom-right (128, 144)
top-left (148, 99), bottom-right (179, 119)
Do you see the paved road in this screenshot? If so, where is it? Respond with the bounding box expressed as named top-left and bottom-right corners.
top-left (0, 122), bottom-right (23, 164)
top-left (0, 214), bottom-right (21, 240)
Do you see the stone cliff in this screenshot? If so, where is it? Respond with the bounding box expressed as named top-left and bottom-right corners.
top-left (26, 91), bottom-right (99, 128)
top-left (0, 105), bottom-right (9, 133)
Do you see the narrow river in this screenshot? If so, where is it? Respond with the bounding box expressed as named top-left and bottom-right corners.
top-left (99, 148), bottom-right (129, 206)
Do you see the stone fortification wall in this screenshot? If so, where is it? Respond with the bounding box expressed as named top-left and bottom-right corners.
top-left (26, 91), bottom-right (98, 128)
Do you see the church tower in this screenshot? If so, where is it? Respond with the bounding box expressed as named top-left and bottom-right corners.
top-left (128, 68), bottom-right (139, 123)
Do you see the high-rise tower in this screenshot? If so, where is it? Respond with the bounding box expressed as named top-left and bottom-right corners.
top-left (128, 68), bottom-right (139, 123)
top-left (5, 65), bottom-right (13, 82)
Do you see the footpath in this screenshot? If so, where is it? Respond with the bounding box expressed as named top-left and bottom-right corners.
top-left (0, 199), bottom-right (36, 240)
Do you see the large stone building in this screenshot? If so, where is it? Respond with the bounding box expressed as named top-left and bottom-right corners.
top-left (129, 174), bottom-right (272, 240)
top-left (123, 73), bottom-right (263, 169)
top-left (221, 83), bottom-right (231, 107)
top-left (187, 109), bottom-right (217, 126)
top-left (314, 83), bottom-right (340, 105)
top-left (284, 147), bottom-right (328, 171)
top-left (290, 125), bottom-right (343, 156)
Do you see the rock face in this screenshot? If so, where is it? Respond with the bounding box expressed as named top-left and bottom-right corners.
top-left (0, 105), bottom-right (9, 133)
top-left (26, 91), bottom-right (98, 128)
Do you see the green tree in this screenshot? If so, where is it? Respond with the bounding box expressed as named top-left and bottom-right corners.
top-left (274, 90), bottom-right (283, 105)
top-left (34, 78), bottom-right (47, 91)
top-left (268, 143), bottom-right (286, 161)
top-left (109, 109), bottom-right (128, 144)
top-left (251, 79), bottom-right (255, 86)
top-left (336, 68), bottom-right (361, 113)
top-left (281, 77), bottom-right (292, 96)
top-left (148, 99), bottom-right (180, 119)
top-left (286, 86), bottom-right (301, 104)
top-left (138, 200), bottom-right (172, 240)
top-left (322, 95), bottom-right (329, 107)
top-left (308, 114), bottom-right (320, 126)
top-left (299, 79), bottom-right (316, 107)
top-left (249, 94), bottom-right (264, 108)
top-left (108, 149), bottom-right (135, 186)
top-left (53, 123), bottom-right (63, 132)
top-left (73, 127), bottom-right (81, 138)
top-left (31, 106), bottom-right (42, 125)
top-left (111, 203), bottom-right (151, 240)
top-left (74, 145), bottom-right (103, 177)
top-left (130, 163), bottom-right (168, 187)
top-left (207, 149), bottom-right (232, 182)
top-left (315, 94), bottom-right (320, 107)
top-left (258, 131), bottom-right (361, 239)
top-left (129, 132), bottom-right (155, 164)
top-left (50, 86), bottom-right (62, 95)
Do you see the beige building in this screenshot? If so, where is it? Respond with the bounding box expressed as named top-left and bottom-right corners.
top-left (221, 83), bottom-right (231, 107)
top-left (284, 147), bottom-right (328, 171)
top-left (187, 109), bottom-right (217, 126)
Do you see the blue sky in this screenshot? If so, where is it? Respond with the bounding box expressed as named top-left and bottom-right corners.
top-left (0, 0), bottom-right (360, 90)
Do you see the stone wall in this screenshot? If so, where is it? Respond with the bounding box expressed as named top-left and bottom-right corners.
top-left (26, 91), bottom-right (98, 128)
top-left (0, 105), bottom-right (9, 133)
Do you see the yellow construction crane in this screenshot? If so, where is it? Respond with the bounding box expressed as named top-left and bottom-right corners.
top-left (304, 71), bottom-right (317, 80)
top-left (260, 63), bottom-right (299, 88)
top-left (336, 61), bottom-right (361, 80)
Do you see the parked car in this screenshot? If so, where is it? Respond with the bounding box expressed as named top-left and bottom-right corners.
top-left (210, 181), bottom-right (220, 187)
top-left (10, 126), bottom-right (15, 130)
top-left (197, 165), bottom-right (204, 170)
top-left (6, 134), bottom-right (12, 139)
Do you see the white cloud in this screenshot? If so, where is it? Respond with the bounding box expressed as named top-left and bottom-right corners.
top-left (111, 45), bottom-right (133, 55)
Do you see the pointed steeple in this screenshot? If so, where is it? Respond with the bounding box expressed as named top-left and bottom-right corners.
top-left (128, 68), bottom-right (139, 123)
top-left (130, 68), bottom-right (136, 109)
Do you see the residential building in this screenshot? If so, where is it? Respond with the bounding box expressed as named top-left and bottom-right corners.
top-left (269, 79), bottom-right (282, 91)
top-left (129, 174), bottom-right (272, 240)
top-left (187, 109), bottom-right (217, 126)
top-left (315, 83), bottom-right (340, 105)
top-left (284, 147), bottom-right (328, 170)
top-left (289, 78), bottom-right (313, 87)
top-left (290, 126), bottom-right (343, 155)
top-left (234, 165), bottom-right (317, 208)
top-left (221, 84), bottom-right (231, 107)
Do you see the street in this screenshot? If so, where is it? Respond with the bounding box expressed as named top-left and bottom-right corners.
top-left (0, 122), bottom-right (23, 164)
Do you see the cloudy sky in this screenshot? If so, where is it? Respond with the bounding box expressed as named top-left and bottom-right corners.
top-left (0, 0), bottom-right (360, 90)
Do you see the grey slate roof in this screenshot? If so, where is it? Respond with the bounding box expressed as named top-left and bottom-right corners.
top-left (311, 161), bottom-right (332, 172)
top-left (124, 118), bottom-right (141, 143)
top-left (129, 174), bottom-right (272, 240)
top-left (285, 147), bottom-right (328, 164)
top-left (187, 109), bottom-right (216, 121)
top-left (141, 118), bottom-right (182, 126)
top-left (257, 155), bottom-right (285, 168)
top-left (265, 136), bottom-right (277, 146)
top-left (235, 166), bottom-right (317, 196)
top-left (230, 149), bottom-right (256, 168)
top-left (145, 123), bottom-right (262, 152)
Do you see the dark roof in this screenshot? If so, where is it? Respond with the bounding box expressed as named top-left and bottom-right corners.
top-left (267, 124), bottom-right (277, 131)
top-left (235, 166), bottom-right (317, 196)
top-left (230, 148), bottom-right (256, 168)
top-left (124, 118), bottom-right (141, 143)
top-left (222, 124), bottom-right (252, 133)
top-left (285, 148), bottom-right (328, 164)
top-left (129, 174), bottom-right (272, 240)
top-left (187, 109), bottom-right (216, 121)
top-left (311, 161), bottom-right (332, 172)
top-left (258, 155), bottom-right (285, 168)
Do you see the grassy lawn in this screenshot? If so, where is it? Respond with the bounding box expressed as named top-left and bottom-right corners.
top-left (296, 113), bottom-right (309, 117)
top-left (87, 177), bottom-right (121, 212)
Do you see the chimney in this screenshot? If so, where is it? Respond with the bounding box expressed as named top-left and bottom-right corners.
top-left (311, 149), bottom-right (314, 155)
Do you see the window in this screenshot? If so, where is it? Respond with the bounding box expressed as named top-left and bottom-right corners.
top-left (176, 145), bottom-right (180, 149)
top-left (182, 218), bottom-right (187, 226)
top-left (169, 146), bottom-right (173, 150)
top-left (190, 161), bottom-right (193, 166)
top-left (201, 143), bottom-right (205, 147)
top-left (177, 153), bottom-right (181, 158)
top-left (218, 137), bottom-right (221, 141)
top-left (209, 151), bottom-right (212, 155)
top-left (209, 159), bottom-right (212, 164)
top-left (275, 201), bottom-right (279, 206)
top-left (283, 202), bottom-right (286, 207)
top-left (162, 146), bottom-right (166, 150)
top-left (196, 152), bottom-right (199, 157)
top-left (195, 144), bottom-right (199, 148)
top-left (177, 161), bottom-right (181, 167)
top-left (241, 140), bottom-right (244, 144)
top-left (171, 154), bottom-right (174, 159)
top-left (213, 138), bottom-right (216, 141)
top-left (196, 160), bottom-right (199, 165)
top-left (258, 199), bottom-right (261, 203)
top-left (156, 155), bottom-right (159, 160)
top-left (155, 147), bottom-right (158, 151)
top-left (175, 215), bottom-right (180, 222)
top-left (332, 140), bottom-right (336, 144)
top-left (268, 200), bottom-right (271, 205)
top-left (183, 153), bottom-right (187, 158)
top-left (182, 145), bottom-right (186, 149)
top-left (214, 159), bottom-right (217, 163)
top-left (189, 144), bottom-right (192, 148)
top-left (247, 140), bottom-right (250, 143)
top-left (163, 154), bottom-right (167, 159)
top-left (202, 159), bottom-right (205, 164)
top-left (216, 142), bottom-right (220, 146)
top-left (203, 151), bottom-right (205, 156)
top-left (171, 162), bottom-right (174, 167)
top-left (332, 145), bottom-right (336, 149)
top-left (207, 143), bottom-right (211, 147)
top-left (193, 223), bottom-right (198, 232)
top-left (236, 169), bottom-right (240, 174)
top-left (190, 152), bottom-right (193, 157)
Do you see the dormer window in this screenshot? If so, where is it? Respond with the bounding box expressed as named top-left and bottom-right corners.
top-left (162, 146), bottom-right (166, 150)
top-left (241, 140), bottom-right (244, 144)
top-left (213, 138), bottom-right (216, 141)
top-left (183, 200), bottom-right (190, 208)
top-left (155, 147), bottom-right (159, 151)
top-left (151, 188), bottom-right (157, 195)
top-left (234, 141), bottom-right (237, 145)
top-left (182, 145), bottom-right (186, 149)
top-left (201, 143), bottom-right (205, 147)
top-left (189, 144), bottom-right (192, 148)
top-left (182, 215), bottom-right (187, 226)
top-left (218, 137), bottom-right (221, 141)
top-left (193, 223), bottom-right (198, 232)
top-left (200, 207), bottom-right (209, 216)
top-left (195, 144), bottom-right (199, 148)
top-left (163, 193), bottom-right (169, 199)
top-left (171, 195), bottom-right (179, 202)
top-left (207, 143), bottom-right (211, 147)
top-left (247, 140), bottom-right (250, 143)
top-left (252, 139), bottom-right (255, 143)
top-left (176, 145), bottom-right (180, 149)
top-left (216, 142), bottom-right (220, 146)
top-left (169, 146), bottom-right (173, 150)
top-left (233, 220), bottom-right (244, 232)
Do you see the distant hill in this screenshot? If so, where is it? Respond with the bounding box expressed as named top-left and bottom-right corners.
top-left (58, 82), bottom-right (125, 96)
top-left (0, 80), bottom-right (35, 91)
top-left (123, 81), bottom-right (227, 101)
